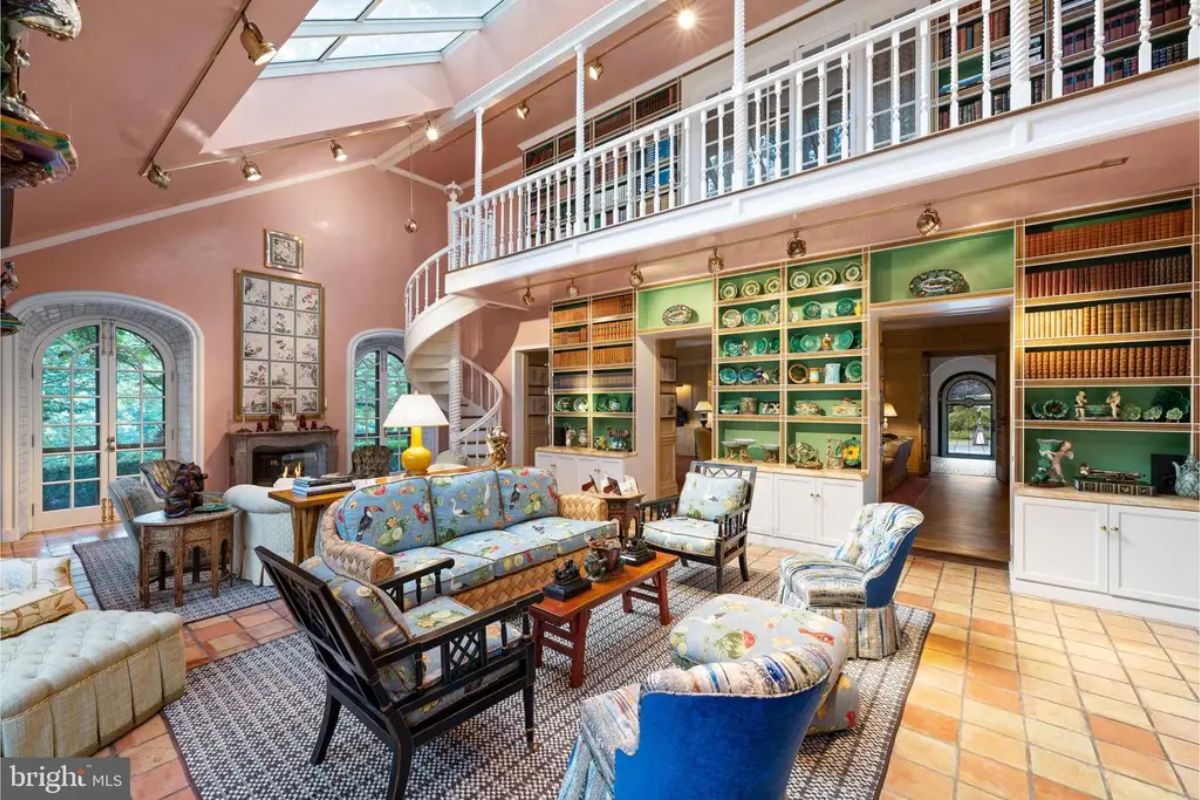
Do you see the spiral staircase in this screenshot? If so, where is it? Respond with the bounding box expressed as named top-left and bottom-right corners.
top-left (404, 245), bottom-right (502, 462)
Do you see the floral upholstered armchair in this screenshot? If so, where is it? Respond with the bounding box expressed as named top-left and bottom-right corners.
top-left (637, 462), bottom-right (756, 592)
top-left (777, 502), bottom-right (924, 659)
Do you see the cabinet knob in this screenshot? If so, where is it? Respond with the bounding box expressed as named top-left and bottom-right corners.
top-left (1110, 526), bottom-right (1119, 534)
top-left (1100, 525), bottom-right (1108, 532)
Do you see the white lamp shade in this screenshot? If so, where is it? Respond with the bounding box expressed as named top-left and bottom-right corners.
top-left (694, 400), bottom-right (713, 413)
top-left (384, 394), bottom-right (448, 428)
top-left (883, 402), bottom-right (899, 418)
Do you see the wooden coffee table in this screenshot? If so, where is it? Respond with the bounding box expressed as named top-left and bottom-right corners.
top-left (531, 551), bottom-right (678, 688)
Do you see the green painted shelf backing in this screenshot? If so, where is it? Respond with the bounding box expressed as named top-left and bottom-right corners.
top-left (869, 229), bottom-right (1015, 303)
top-left (1021, 428), bottom-right (1191, 481)
top-left (637, 279), bottom-right (713, 330)
top-left (1023, 386), bottom-right (1191, 420)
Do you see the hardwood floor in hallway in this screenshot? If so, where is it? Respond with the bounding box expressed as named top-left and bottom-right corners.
top-left (911, 473), bottom-right (1010, 564)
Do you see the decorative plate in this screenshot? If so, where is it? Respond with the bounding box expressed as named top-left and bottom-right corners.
top-left (853, 331), bottom-right (863, 349)
top-left (788, 334), bottom-right (803, 352)
top-left (1121, 403), bottom-right (1142, 421)
top-left (721, 308), bottom-right (743, 328)
top-left (738, 367), bottom-right (758, 384)
top-left (555, 397), bottom-right (573, 412)
top-left (718, 282), bottom-right (738, 300)
top-left (1166, 407), bottom-right (1185, 421)
top-left (814, 267), bottom-right (838, 286)
top-left (1143, 405), bottom-right (1163, 421)
top-left (742, 280), bottom-right (762, 297)
top-left (842, 263), bottom-right (863, 282)
top-left (844, 360), bottom-right (863, 382)
top-left (832, 329), bottom-right (856, 350)
top-left (789, 270), bottom-right (811, 290)
top-left (724, 339), bottom-right (745, 357)
top-left (606, 396), bottom-right (624, 412)
top-left (909, 268), bottom-right (969, 298)
top-left (742, 306), bottom-right (762, 326)
top-left (788, 363), bottom-right (808, 384)
top-left (752, 338), bottom-right (770, 355)
top-left (1042, 399), bottom-right (1068, 420)
top-left (763, 305), bottom-right (780, 325)
top-left (194, 503), bottom-right (231, 514)
top-left (662, 304), bottom-right (697, 326)
top-left (719, 367), bottom-right (739, 385)
top-left (842, 437), bottom-right (862, 468)
top-left (1151, 387), bottom-right (1189, 415)
top-left (764, 276), bottom-right (782, 294)
top-left (802, 300), bottom-right (823, 320)
top-left (573, 397), bottom-right (589, 413)
top-left (799, 334), bottom-right (821, 352)
top-left (1028, 403), bottom-right (1044, 420)
top-left (835, 297), bottom-right (856, 317)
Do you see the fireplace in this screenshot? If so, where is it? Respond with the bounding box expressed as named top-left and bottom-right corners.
top-left (251, 445), bottom-right (323, 486)
top-left (228, 429), bottom-right (340, 487)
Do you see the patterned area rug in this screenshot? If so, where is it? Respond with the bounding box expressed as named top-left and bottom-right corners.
top-left (74, 538), bottom-right (277, 622)
top-left (164, 564), bottom-right (931, 799)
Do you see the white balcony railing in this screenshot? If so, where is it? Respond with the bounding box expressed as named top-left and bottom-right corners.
top-left (449, 0), bottom-right (1198, 269)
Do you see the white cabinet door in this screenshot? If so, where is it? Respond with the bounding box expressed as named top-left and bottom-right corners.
top-left (747, 472), bottom-right (777, 535)
top-left (1108, 506), bottom-right (1200, 610)
top-left (774, 475), bottom-right (820, 543)
top-left (1014, 497), bottom-right (1108, 592)
top-left (592, 457), bottom-right (626, 484)
top-left (534, 451), bottom-right (558, 483)
top-left (817, 480), bottom-right (864, 547)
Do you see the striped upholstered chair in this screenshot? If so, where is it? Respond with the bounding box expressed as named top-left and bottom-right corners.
top-left (777, 503), bottom-right (923, 659)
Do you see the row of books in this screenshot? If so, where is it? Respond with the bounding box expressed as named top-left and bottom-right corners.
top-left (591, 319), bottom-right (635, 343)
top-left (552, 373), bottom-right (590, 390)
top-left (591, 293), bottom-right (634, 318)
top-left (552, 349), bottom-right (589, 369)
top-left (551, 304), bottom-right (588, 326)
top-left (592, 344), bottom-right (633, 366)
top-left (1023, 296), bottom-right (1192, 338)
top-left (1152, 41), bottom-right (1189, 69)
top-left (1024, 254), bottom-right (1192, 297)
top-left (592, 370), bottom-right (634, 388)
top-left (937, 10), bottom-right (1009, 60)
top-left (551, 327), bottom-right (588, 346)
top-left (1150, 0), bottom-right (1189, 27)
top-left (1024, 344), bottom-right (1190, 379)
top-left (1026, 208), bottom-right (1192, 257)
top-left (292, 474), bottom-right (354, 496)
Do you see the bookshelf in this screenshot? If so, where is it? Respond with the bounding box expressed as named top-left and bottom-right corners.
top-left (548, 290), bottom-right (638, 452)
top-left (1014, 190), bottom-right (1198, 491)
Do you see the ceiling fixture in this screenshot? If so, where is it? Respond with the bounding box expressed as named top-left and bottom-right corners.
top-left (329, 141), bottom-right (347, 162)
top-left (145, 163), bottom-right (171, 189)
top-left (424, 120), bottom-right (439, 142)
top-left (588, 60), bottom-right (604, 80)
top-left (628, 264), bottom-right (644, 288)
top-left (238, 12), bottom-right (276, 66)
top-left (240, 158), bottom-right (263, 182)
top-left (916, 204), bottom-right (941, 237)
top-left (405, 125), bottom-right (418, 234)
top-left (521, 287), bottom-right (535, 306)
top-left (677, 6), bottom-right (697, 30)
top-left (566, 278), bottom-right (580, 298)
top-left (707, 247), bottom-right (724, 274)
top-left (516, 101), bottom-right (530, 120)
top-left (786, 230), bottom-right (806, 258)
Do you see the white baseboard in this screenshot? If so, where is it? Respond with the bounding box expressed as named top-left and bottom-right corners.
top-left (1010, 577), bottom-right (1200, 627)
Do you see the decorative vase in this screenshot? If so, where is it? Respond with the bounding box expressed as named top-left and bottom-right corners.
top-left (807, 366), bottom-right (822, 383)
top-left (824, 363), bottom-right (841, 384)
top-left (1174, 454), bottom-right (1200, 499)
top-left (739, 396), bottom-right (759, 415)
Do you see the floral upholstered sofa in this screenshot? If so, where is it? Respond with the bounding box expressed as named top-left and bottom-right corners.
top-left (319, 467), bottom-right (615, 609)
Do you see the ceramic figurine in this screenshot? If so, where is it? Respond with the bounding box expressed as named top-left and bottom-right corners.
top-left (1029, 438), bottom-right (1073, 486)
top-left (787, 442), bottom-right (822, 469)
top-left (164, 463), bottom-right (207, 518)
top-left (593, 435), bottom-right (609, 451)
top-left (1174, 454), bottom-right (1200, 499)
top-left (1074, 390), bottom-right (1088, 421)
top-left (486, 425), bottom-right (510, 468)
top-left (825, 439), bottom-right (844, 469)
top-left (1106, 390), bottom-right (1121, 419)
top-left (820, 332), bottom-right (833, 351)
top-left (564, 427), bottom-right (576, 448)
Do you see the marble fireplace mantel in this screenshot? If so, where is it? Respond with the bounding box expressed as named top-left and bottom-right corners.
top-left (228, 429), bottom-right (340, 486)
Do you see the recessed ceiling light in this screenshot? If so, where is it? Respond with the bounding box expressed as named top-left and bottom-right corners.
top-left (329, 141), bottom-right (347, 162)
top-left (916, 205), bottom-right (941, 237)
top-left (241, 158), bottom-right (263, 182)
top-left (588, 60), bottom-right (604, 80)
top-left (425, 120), bottom-right (439, 142)
top-left (516, 101), bottom-right (530, 120)
top-left (239, 14), bottom-right (276, 65)
top-left (677, 7), bottom-right (697, 30)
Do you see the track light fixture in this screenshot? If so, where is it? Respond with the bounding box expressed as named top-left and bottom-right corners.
top-left (425, 120), bottom-right (439, 142)
top-left (566, 278), bottom-right (580, 298)
top-left (146, 163), bottom-right (171, 189)
top-left (329, 141), bottom-right (347, 162)
top-left (677, 6), bottom-right (697, 29)
top-left (916, 204), bottom-right (941, 237)
top-left (240, 158), bottom-right (262, 182)
top-left (239, 13), bottom-right (277, 66)
top-left (628, 264), bottom-right (644, 288)
top-left (516, 101), bottom-right (530, 120)
top-left (707, 247), bottom-right (724, 274)
top-left (786, 230), bottom-right (807, 258)
top-left (588, 60), bottom-right (604, 80)
top-left (521, 286), bottom-right (535, 306)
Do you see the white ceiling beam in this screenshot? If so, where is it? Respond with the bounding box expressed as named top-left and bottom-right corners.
top-left (261, 52), bottom-right (441, 78)
top-left (295, 18), bottom-right (484, 36)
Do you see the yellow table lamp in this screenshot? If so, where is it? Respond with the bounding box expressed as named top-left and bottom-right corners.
top-left (384, 394), bottom-right (449, 476)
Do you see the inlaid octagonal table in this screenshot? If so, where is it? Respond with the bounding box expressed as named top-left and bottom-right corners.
top-left (133, 507), bottom-right (238, 608)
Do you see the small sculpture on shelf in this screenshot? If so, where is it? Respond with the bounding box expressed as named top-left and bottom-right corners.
top-left (583, 538), bottom-right (624, 581)
top-left (486, 425), bottom-right (510, 468)
top-left (593, 435), bottom-right (609, 451)
top-left (544, 559), bottom-right (590, 601)
top-left (788, 442), bottom-right (822, 469)
top-left (1074, 390), bottom-right (1088, 421)
top-left (1174, 455), bottom-right (1200, 499)
top-left (564, 427), bottom-right (577, 448)
top-left (622, 529), bottom-right (655, 566)
top-left (1029, 438), bottom-right (1073, 486)
top-left (1106, 390), bottom-right (1121, 420)
top-left (825, 439), bottom-right (844, 469)
top-left (164, 463), bottom-right (208, 518)
top-left (607, 428), bottom-right (631, 451)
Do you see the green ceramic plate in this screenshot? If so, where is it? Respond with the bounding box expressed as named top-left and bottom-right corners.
top-left (833, 329), bottom-right (855, 350)
top-left (719, 282), bottom-right (738, 300)
top-left (573, 396), bottom-right (589, 412)
top-left (752, 338), bottom-right (769, 355)
top-left (742, 280), bottom-right (761, 297)
top-left (788, 334), bottom-right (803, 352)
top-left (814, 267), bottom-right (838, 286)
top-left (194, 503), bottom-right (231, 514)
top-left (845, 360), bottom-right (863, 381)
top-left (719, 367), bottom-right (739, 385)
top-left (835, 297), bottom-right (856, 317)
top-left (742, 306), bottom-right (762, 326)
top-left (738, 367), bottom-right (758, 384)
top-left (555, 397), bottom-right (573, 412)
top-left (721, 308), bottom-right (743, 328)
top-left (799, 334), bottom-right (821, 352)
top-left (789, 270), bottom-right (811, 290)
top-left (605, 396), bottom-right (623, 412)
top-left (724, 339), bottom-right (744, 357)
top-left (842, 263), bottom-right (863, 282)
top-left (763, 276), bottom-right (782, 294)
top-left (802, 300), bottom-right (822, 320)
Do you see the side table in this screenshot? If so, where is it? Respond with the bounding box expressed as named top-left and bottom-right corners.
top-left (585, 491), bottom-right (645, 542)
top-left (132, 508), bottom-right (238, 608)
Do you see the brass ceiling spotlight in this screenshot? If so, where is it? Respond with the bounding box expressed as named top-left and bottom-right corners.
top-left (566, 278), bottom-right (580, 298)
top-left (706, 247), bottom-right (724, 274)
top-left (241, 158), bottom-right (263, 182)
top-left (628, 264), bottom-right (644, 288)
top-left (424, 120), bottom-right (439, 142)
top-left (521, 286), bottom-right (535, 306)
top-left (916, 204), bottom-right (941, 237)
top-left (145, 163), bottom-right (171, 189)
top-left (588, 60), bottom-right (604, 80)
top-left (239, 13), bottom-right (277, 66)
top-left (329, 141), bottom-right (348, 162)
top-left (516, 101), bottom-right (530, 120)
top-left (786, 229), bottom-right (806, 258)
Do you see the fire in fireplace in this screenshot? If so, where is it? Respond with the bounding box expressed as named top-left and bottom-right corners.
top-left (251, 445), bottom-right (324, 486)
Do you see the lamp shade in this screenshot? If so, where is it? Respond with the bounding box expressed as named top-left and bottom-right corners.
top-left (384, 394), bottom-right (448, 429)
top-left (883, 402), bottom-right (898, 418)
top-left (694, 400), bottom-right (713, 413)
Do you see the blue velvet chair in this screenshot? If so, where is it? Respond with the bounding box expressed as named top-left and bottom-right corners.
top-left (557, 649), bottom-right (831, 800)
top-left (777, 502), bottom-right (924, 659)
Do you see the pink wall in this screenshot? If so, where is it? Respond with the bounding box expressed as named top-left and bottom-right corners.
top-left (13, 167), bottom-right (448, 488)
top-left (462, 309), bottom-right (549, 438)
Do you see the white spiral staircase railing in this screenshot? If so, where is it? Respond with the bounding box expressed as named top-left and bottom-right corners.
top-left (404, 245), bottom-right (502, 462)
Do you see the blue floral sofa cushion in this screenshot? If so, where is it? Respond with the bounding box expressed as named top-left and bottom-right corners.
top-left (441, 529), bottom-right (560, 577)
top-left (496, 467), bottom-right (560, 525)
top-left (390, 546), bottom-right (495, 606)
top-left (505, 517), bottom-right (618, 556)
top-left (677, 472), bottom-right (748, 520)
top-left (831, 503), bottom-right (925, 574)
top-left (430, 470), bottom-right (505, 541)
top-left (335, 478), bottom-right (436, 554)
top-left (641, 517), bottom-right (720, 556)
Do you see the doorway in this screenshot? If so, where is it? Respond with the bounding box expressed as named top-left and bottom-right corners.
top-left (513, 348), bottom-right (550, 466)
top-left (673, 338), bottom-right (714, 487)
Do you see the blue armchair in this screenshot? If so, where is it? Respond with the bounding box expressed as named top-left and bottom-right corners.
top-left (777, 502), bottom-right (923, 659)
top-left (558, 649), bottom-right (830, 800)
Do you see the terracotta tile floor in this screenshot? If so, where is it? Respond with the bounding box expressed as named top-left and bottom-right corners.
top-left (4, 530), bottom-right (1197, 799)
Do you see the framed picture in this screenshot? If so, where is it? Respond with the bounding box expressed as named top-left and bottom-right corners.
top-left (659, 393), bottom-right (675, 418)
top-left (265, 229), bottom-right (304, 273)
top-left (659, 356), bottom-right (677, 383)
top-left (236, 270), bottom-right (324, 420)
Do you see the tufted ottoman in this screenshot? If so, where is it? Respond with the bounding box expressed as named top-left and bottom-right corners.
top-left (0, 610), bottom-right (185, 757)
top-left (666, 594), bottom-right (859, 734)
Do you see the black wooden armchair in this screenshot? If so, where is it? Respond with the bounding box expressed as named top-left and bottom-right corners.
top-left (636, 461), bottom-right (757, 592)
top-left (256, 546), bottom-right (542, 799)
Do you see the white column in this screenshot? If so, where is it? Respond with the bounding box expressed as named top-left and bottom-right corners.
top-left (1138, 0), bottom-right (1151, 75)
top-left (1092, 0), bottom-right (1106, 86)
top-left (472, 107), bottom-right (484, 264)
top-left (1191, 0), bottom-right (1200, 59)
top-left (1052, 0), bottom-right (1064, 97)
top-left (574, 43), bottom-right (586, 235)
top-left (1010, 0), bottom-right (1032, 108)
top-left (731, 0), bottom-right (747, 190)
top-left (445, 182), bottom-right (461, 271)
top-left (448, 322), bottom-right (463, 457)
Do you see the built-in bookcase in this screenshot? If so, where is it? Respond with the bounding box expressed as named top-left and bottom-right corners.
top-left (1014, 190), bottom-right (1198, 492)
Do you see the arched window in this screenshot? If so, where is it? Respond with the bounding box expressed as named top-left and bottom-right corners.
top-left (938, 372), bottom-right (995, 459)
top-left (353, 348), bottom-right (410, 472)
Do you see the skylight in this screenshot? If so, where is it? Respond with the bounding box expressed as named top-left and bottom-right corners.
top-left (261, 0), bottom-right (511, 77)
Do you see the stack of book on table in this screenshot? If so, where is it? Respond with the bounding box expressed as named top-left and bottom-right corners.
top-left (292, 474), bottom-right (354, 496)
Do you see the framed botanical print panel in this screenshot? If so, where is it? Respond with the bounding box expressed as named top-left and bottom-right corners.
top-left (265, 229), bottom-right (304, 272)
top-left (235, 270), bottom-right (324, 419)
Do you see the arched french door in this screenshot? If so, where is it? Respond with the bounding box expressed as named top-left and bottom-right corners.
top-left (353, 347), bottom-right (410, 473)
top-left (938, 371), bottom-right (995, 460)
top-left (35, 321), bottom-right (174, 528)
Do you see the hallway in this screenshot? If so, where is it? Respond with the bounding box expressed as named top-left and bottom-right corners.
top-left (909, 473), bottom-right (1010, 564)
